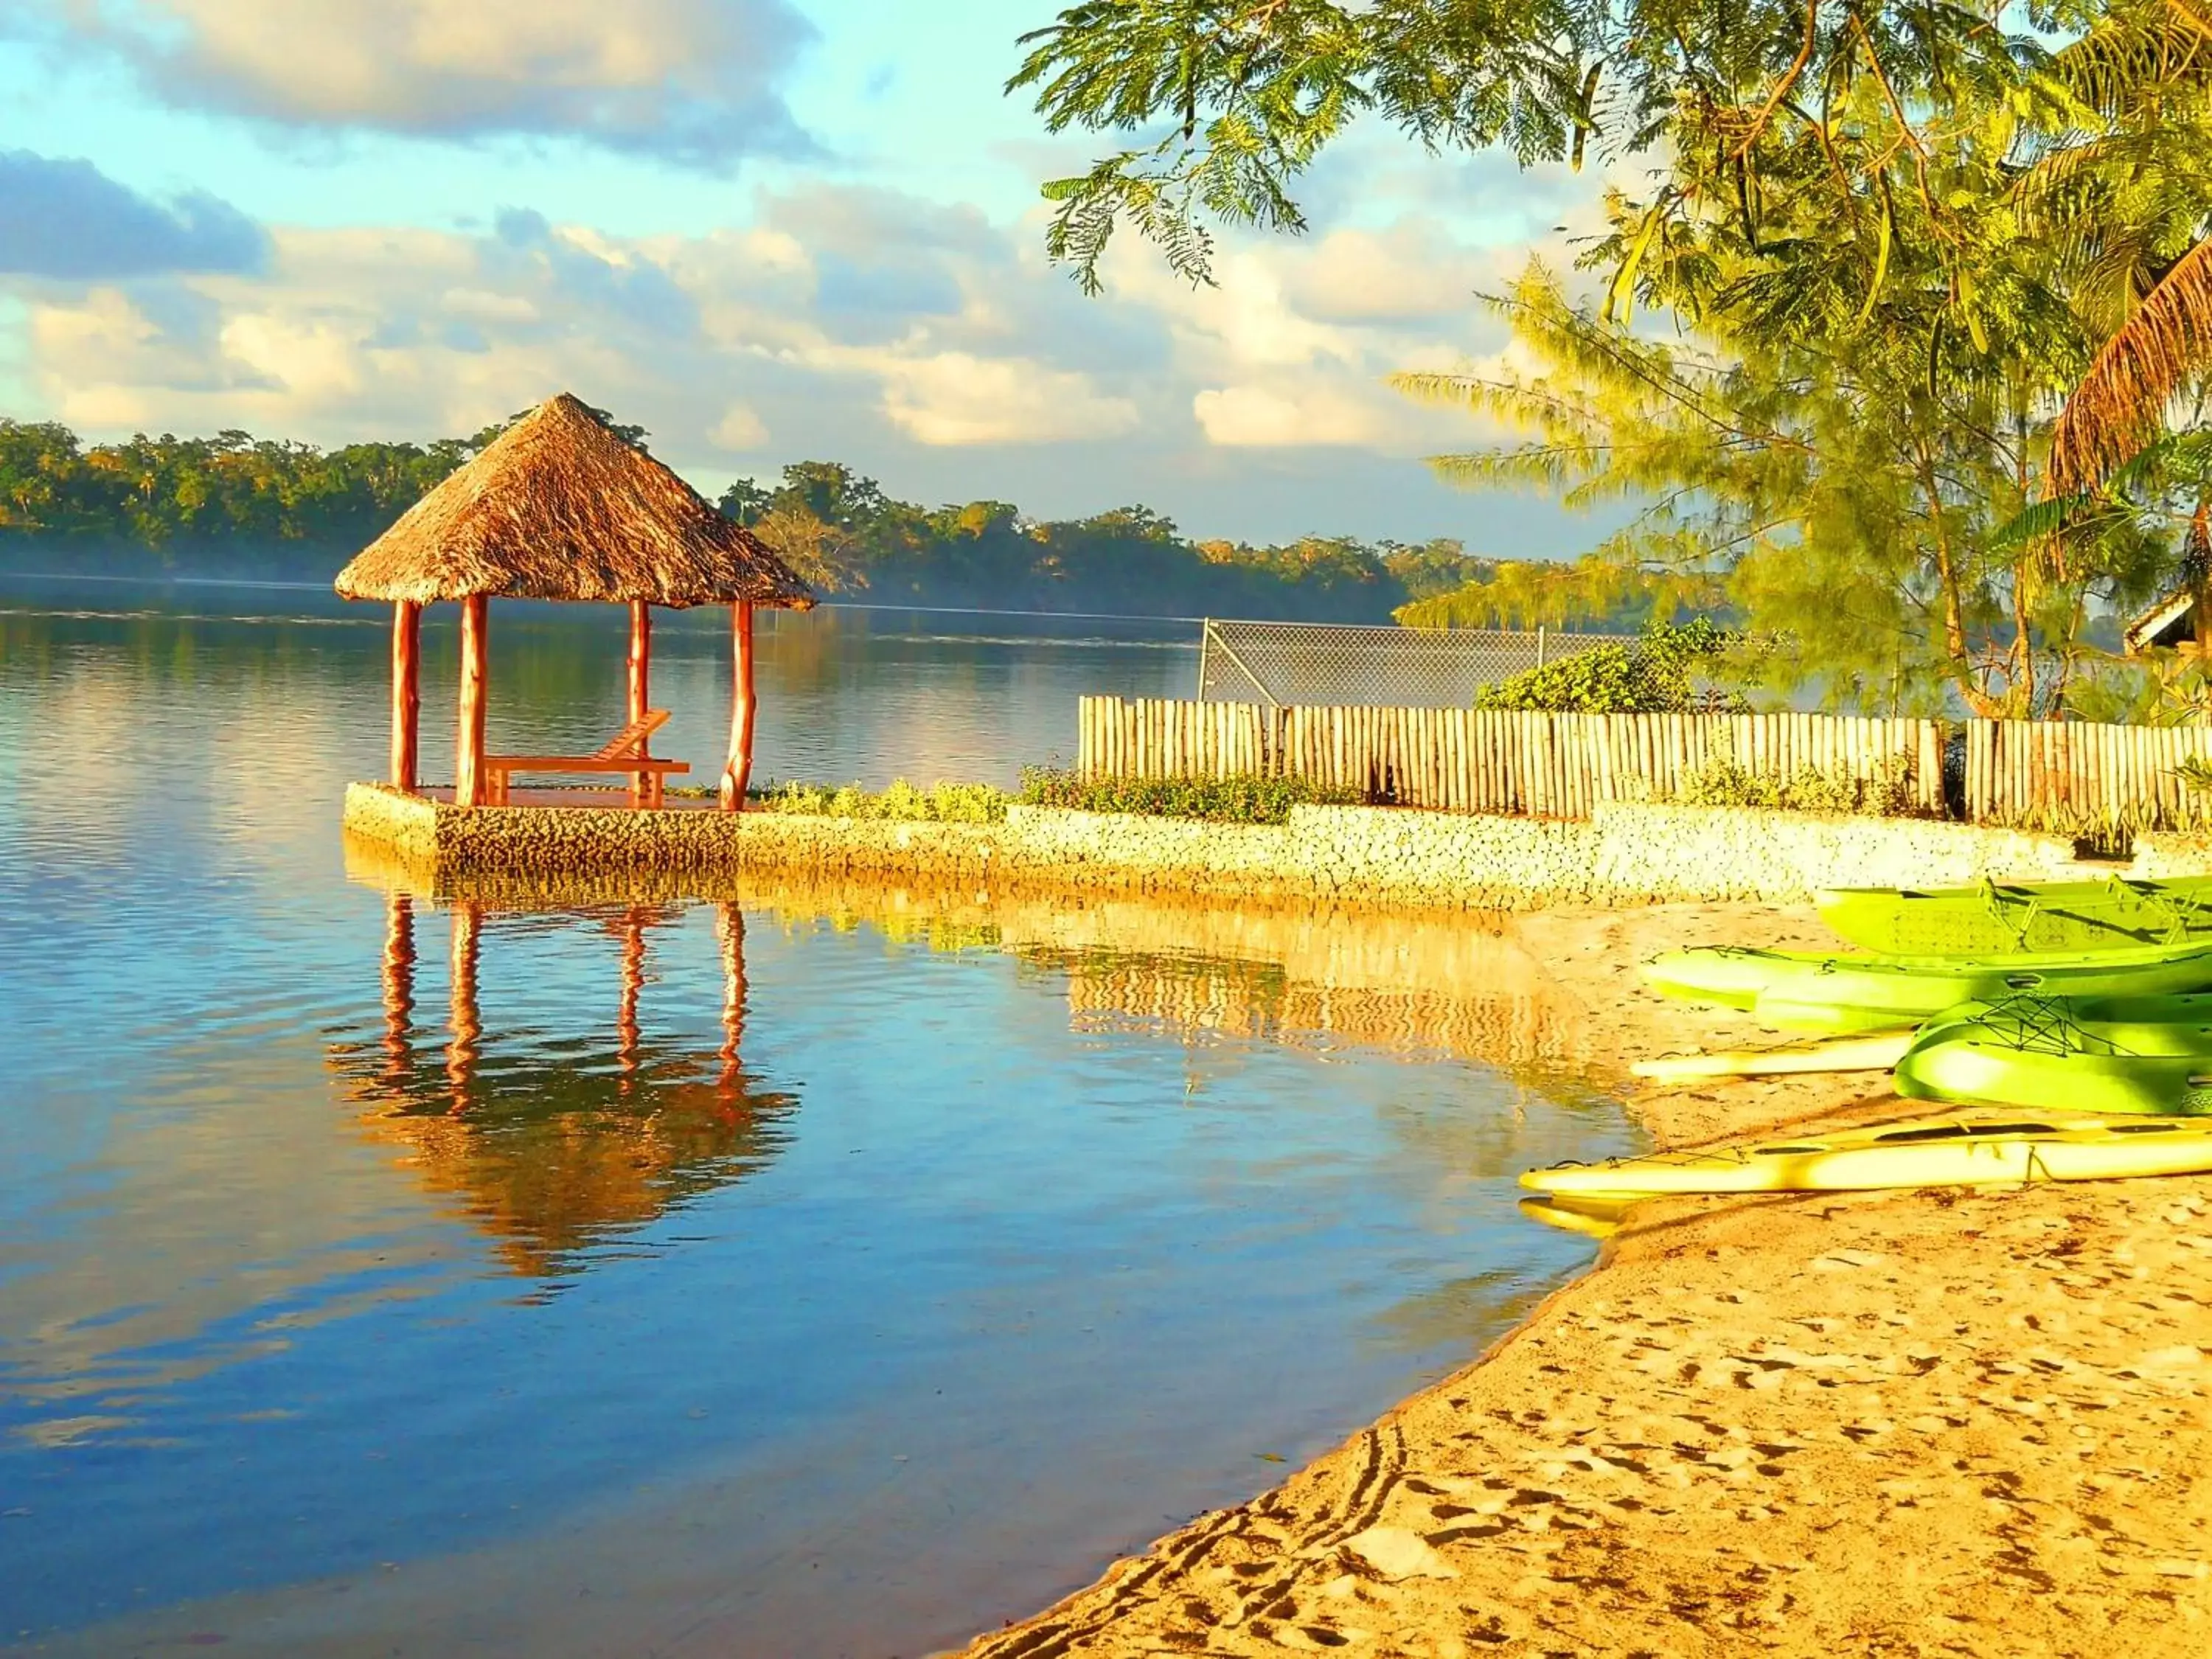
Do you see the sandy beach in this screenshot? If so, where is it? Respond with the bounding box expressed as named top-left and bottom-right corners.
top-left (955, 902), bottom-right (2212, 1658)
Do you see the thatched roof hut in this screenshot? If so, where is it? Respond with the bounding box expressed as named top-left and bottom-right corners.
top-left (2124, 504), bottom-right (2212, 655)
top-left (335, 393), bottom-right (814, 609)
top-left (338, 392), bottom-right (813, 810)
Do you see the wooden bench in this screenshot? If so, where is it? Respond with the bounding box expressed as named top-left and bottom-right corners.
top-left (482, 709), bottom-right (689, 807)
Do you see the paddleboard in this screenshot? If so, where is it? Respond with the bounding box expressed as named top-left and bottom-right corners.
top-left (1520, 1113), bottom-right (2212, 1196)
top-left (1632, 1030), bottom-right (1915, 1084)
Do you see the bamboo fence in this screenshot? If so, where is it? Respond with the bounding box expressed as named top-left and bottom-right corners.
top-left (1962, 719), bottom-right (2212, 832)
top-left (1074, 697), bottom-right (1947, 817)
top-left (1075, 697), bottom-right (2212, 829)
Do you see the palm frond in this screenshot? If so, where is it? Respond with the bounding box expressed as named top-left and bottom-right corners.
top-left (1988, 494), bottom-right (2089, 550)
top-left (2051, 234), bottom-right (2212, 492)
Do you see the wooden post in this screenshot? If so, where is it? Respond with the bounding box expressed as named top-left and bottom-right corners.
top-left (390, 601), bottom-right (422, 792)
top-left (455, 594), bottom-right (489, 807)
top-left (719, 601), bottom-right (757, 811)
top-left (627, 601), bottom-right (653, 806)
top-left (447, 899), bottom-right (482, 1105)
top-left (627, 601), bottom-right (652, 726)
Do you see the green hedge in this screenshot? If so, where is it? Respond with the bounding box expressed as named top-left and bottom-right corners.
top-left (680, 772), bottom-right (1359, 824)
top-left (745, 779), bottom-right (1010, 821)
top-left (1475, 618), bottom-right (1750, 713)
top-left (1018, 768), bottom-right (1361, 824)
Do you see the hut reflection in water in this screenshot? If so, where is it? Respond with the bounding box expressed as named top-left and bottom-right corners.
top-left (330, 888), bottom-right (796, 1279)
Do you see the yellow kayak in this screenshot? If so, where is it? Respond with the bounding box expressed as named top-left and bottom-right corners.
top-left (1632, 1030), bottom-right (1914, 1085)
top-left (1520, 1113), bottom-right (2212, 1197)
top-left (1517, 1194), bottom-right (1637, 1239)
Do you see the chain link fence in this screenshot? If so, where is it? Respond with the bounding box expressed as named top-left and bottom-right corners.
top-left (1195, 617), bottom-right (1638, 707)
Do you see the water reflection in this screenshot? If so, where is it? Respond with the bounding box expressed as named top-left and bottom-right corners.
top-left (4, 596), bottom-right (1641, 1658)
top-left (375, 863), bottom-right (1609, 1086)
top-left (326, 886), bottom-right (796, 1279)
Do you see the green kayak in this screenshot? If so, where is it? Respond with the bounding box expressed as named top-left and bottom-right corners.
top-left (1816, 875), bottom-right (2212, 956)
top-left (1915, 990), bottom-right (2212, 1039)
top-left (1641, 942), bottom-right (2212, 1033)
top-left (1896, 993), bottom-right (2212, 1116)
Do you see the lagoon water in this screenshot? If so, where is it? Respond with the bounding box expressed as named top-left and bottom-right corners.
top-left (0, 585), bottom-right (1636, 1658)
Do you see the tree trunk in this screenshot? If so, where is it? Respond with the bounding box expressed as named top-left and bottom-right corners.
top-left (1915, 440), bottom-right (1994, 717)
top-left (2011, 552), bottom-right (2038, 720)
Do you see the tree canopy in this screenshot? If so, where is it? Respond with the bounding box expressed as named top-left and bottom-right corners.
top-left (1012, 0), bottom-right (2045, 292)
top-left (1012, 0), bottom-right (2212, 712)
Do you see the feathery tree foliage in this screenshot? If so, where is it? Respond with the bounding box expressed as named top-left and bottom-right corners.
top-left (1011, 0), bottom-right (2041, 296)
top-left (1014, 0), bottom-right (2212, 712)
top-left (1394, 548), bottom-right (1724, 630)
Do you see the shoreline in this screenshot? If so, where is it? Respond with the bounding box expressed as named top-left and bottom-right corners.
top-left (16, 868), bottom-right (2207, 1656)
top-left (342, 782), bottom-right (2197, 914)
top-left (950, 902), bottom-right (2212, 1658)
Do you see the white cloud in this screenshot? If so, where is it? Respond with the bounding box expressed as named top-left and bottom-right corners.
top-left (0, 183), bottom-right (1603, 541)
top-left (1107, 243), bottom-right (1363, 375)
top-left (218, 311), bottom-right (368, 403)
top-left (709, 403), bottom-right (770, 451)
top-left (32, 0), bottom-right (814, 161)
top-left (1284, 226), bottom-right (1500, 324)
top-left (1192, 383), bottom-right (1384, 448)
top-left (29, 286), bottom-right (254, 422)
top-left (440, 288), bottom-right (540, 324)
top-left (864, 350), bottom-right (1138, 446)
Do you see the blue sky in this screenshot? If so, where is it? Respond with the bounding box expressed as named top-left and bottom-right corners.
top-left (0, 1), bottom-right (1605, 549)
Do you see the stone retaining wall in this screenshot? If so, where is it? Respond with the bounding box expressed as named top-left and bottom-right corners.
top-left (346, 783), bottom-right (2212, 911)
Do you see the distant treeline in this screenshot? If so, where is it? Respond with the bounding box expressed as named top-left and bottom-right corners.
top-left (715, 459), bottom-right (1517, 620)
top-left (0, 419), bottom-right (1694, 626)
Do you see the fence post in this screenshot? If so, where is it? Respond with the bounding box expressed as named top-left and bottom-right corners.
top-left (1537, 625), bottom-right (1548, 669)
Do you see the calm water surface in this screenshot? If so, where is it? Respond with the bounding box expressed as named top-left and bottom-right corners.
top-left (0, 585), bottom-right (1635, 1657)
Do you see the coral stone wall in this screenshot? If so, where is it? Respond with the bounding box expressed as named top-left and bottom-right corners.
top-left (345, 785), bottom-right (2206, 911)
top-left (1576, 804), bottom-right (2132, 904)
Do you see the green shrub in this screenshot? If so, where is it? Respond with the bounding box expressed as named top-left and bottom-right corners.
top-left (1018, 768), bottom-right (1361, 824)
top-left (1476, 618), bottom-right (1751, 713)
top-left (747, 778), bottom-right (1010, 821)
top-left (1676, 754), bottom-right (1916, 815)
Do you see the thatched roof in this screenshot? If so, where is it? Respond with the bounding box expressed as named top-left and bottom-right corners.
top-left (2124, 505), bottom-right (2212, 655)
top-left (335, 394), bottom-right (815, 609)
top-left (2125, 588), bottom-right (2197, 655)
